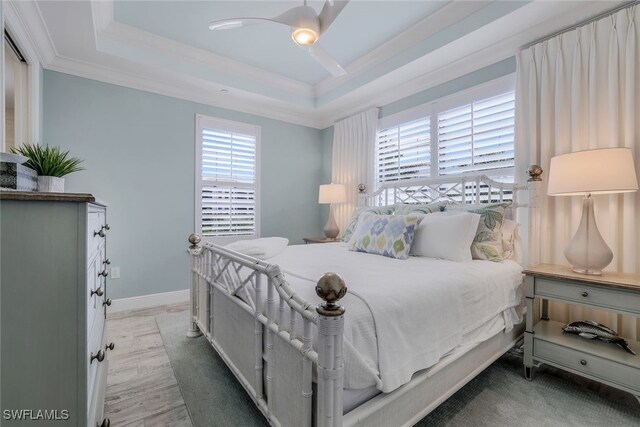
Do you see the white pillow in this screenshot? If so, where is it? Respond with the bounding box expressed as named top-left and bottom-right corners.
top-left (410, 211), bottom-right (481, 262)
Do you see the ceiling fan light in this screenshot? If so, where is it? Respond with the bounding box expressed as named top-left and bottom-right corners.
top-left (292, 28), bottom-right (318, 45)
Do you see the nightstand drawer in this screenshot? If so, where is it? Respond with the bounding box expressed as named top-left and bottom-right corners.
top-left (536, 278), bottom-right (640, 316)
top-left (534, 339), bottom-right (640, 393)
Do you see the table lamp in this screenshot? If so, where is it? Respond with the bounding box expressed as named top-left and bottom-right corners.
top-left (547, 148), bottom-right (638, 275)
top-left (319, 183), bottom-right (347, 239)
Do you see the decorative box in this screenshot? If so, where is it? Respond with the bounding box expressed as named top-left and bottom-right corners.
top-left (0, 162), bottom-right (37, 191)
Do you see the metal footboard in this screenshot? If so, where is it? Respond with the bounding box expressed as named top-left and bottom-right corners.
top-left (187, 234), bottom-right (346, 427)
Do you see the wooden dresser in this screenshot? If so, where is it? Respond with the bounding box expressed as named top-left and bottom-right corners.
top-left (1, 192), bottom-right (113, 426)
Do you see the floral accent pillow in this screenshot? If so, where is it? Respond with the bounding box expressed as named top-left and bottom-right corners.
top-left (348, 214), bottom-right (423, 260)
top-left (342, 206), bottom-right (394, 242)
top-left (445, 203), bottom-right (510, 262)
top-left (393, 201), bottom-right (449, 215)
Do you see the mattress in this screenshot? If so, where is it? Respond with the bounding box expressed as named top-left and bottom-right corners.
top-left (257, 242), bottom-right (523, 393)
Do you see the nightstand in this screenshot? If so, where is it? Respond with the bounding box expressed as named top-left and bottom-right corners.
top-left (523, 264), bottom-right (640, 402)
top-left (303, 237), bottom-right (340, 244)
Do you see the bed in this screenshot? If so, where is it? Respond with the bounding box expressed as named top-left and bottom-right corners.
top-left (186, 167), bottom-right (544, 427)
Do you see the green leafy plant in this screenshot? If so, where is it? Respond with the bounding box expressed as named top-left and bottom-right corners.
top-left (11, 144), bottom-right (84, 177)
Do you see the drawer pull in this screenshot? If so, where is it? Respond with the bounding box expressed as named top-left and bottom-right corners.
top-left (90, 350), bottom-right (105, 364)
top-left (105, 342), bottom-right (115, 351)
top-left (581, 292), bottom-right (589, 297)
top-left (103, 258), bottom-right (111, 265)
top-left (103, 298), bottom-right (112, 307)
top-left (97, 418), bottom-right (110, 427)
top-left (94, 228), bottom-right (106, 238)
top-left (91, 287), bottom-right (104, 297)
top-left (98, 269), bottom-right (109, 277)
top-left (102, 224), bottom-right (111, 231)
top-left (580, 359), bottom-right (587, 366)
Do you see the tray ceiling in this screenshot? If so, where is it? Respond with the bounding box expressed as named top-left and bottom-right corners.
top-left (15, 1), bottom-right (626, 128)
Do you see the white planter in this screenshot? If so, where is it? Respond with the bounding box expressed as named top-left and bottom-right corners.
top-left (37, 176), bottom-right (65, 192)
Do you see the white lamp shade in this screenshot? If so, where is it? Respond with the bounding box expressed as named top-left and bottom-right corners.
top-left (547, 148), bottom-right (639, 196)
top-left (318, 183), bottom-right (346, 204)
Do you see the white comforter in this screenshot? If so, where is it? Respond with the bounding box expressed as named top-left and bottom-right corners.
top-left (266, 242), bottom-right (523, 393)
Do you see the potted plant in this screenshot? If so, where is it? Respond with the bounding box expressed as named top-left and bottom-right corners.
top-left (11, 144), bottom-right (84, 192)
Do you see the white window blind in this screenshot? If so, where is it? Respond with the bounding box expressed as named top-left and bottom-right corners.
top-left (196, 116), bottom-right (260, 240)
top-left (376, 117), bottom-right (431, 184)
top-left (437, 91), bottom-right (515, 176)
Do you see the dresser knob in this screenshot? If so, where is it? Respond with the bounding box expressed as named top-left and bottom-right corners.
top-left (103, 298), bottom-right (112, 307)
top-left (103, 259), bottom-right (111, 265)
top-left (581, 292), bottom-right (589, 297)
top-left (94, 228), bottom-right (106, 238)
top-left (91, 287), bottom-right (104, 297)
top-left (105, 342), bottom-right (115, 351)
top-left (102, 224), bottom-right (111, 231)
top-left (98, 269), bottom-right (108, 277)
top-left (580, 359), bottom-right (587, 366)
top-left (97, 417), bottom-right (110, 427)
top-left (90, 350), bottom-right (105, 364)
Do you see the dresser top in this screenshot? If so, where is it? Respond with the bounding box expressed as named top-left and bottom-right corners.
top-left (524, 263), bottom-right (640, 291)
top-left (0, 190), bottom-right (106, 206)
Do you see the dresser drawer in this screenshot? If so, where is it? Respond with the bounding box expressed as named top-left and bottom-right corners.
top-left (535, 278), bottom-right (640, 316)
top-left (88, 207), bottom-right (107, 259)
top-left (87, 252), bottom-right (106, 336)
top-left (88, 317), bottom-right (106, 410)
top-left (89, 356), bottom-right (109, 427)
top-left (534, 338), bottom-right (640, 393)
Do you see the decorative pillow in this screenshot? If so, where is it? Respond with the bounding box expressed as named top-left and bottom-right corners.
top-left (501, 219), bottom-right (518, 260)
top-left (393, 201), bottom-right (449, 215)
top-left (410, 211), bottom-right (481, 262)
top-left (445, 203), bottom-right (510, 262)
top-left (349, 214), bottom-right (423, 260)
top-left (342, 205), bottom-right (393, 242)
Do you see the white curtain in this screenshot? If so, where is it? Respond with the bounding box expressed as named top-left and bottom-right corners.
top-left (516, 5), bottom-right (639, 340)
top-left (331, 108), bottom-right (380, 235)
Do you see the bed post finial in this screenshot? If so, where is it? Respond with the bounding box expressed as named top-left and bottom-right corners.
top-left (316, 272), bottom-right (346, 426)
top-left (527, 165), bottom-right (543, 182)
top-left (316, 272), bottom-right (347, 316)
top-left (188, 233), bottom-right (201, 249)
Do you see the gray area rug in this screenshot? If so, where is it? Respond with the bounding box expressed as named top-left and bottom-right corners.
top-left (157, 313), bottom-right (640, 426)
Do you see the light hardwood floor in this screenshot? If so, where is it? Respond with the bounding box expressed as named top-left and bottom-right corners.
top-left (104, 302), bottom-right (194, 426)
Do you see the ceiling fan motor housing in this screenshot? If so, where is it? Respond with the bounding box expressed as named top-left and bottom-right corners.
top-left (290, 5), bottom-right (320, 45)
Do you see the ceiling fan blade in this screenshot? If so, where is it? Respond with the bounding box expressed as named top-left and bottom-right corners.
top-left (306, 44), bottom-right (346, 77)
top-left (209, 17), bottom-right (289, 31)
top-left (318, 0), bottom-right (349, 34)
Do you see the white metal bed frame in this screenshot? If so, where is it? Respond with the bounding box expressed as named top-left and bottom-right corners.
top-left (187, 166), bottom-right (543, 427)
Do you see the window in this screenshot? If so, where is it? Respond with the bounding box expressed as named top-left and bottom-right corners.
top-left (376, 78), bottom-right (515, 190)
top-left (195, 115), bottom-right (260, 242)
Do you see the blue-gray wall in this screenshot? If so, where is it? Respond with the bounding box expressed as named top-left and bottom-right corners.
top-left (43, 71), bottom-right (325, 299)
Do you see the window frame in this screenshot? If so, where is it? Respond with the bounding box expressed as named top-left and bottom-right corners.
top-left (376, 75), bottom-right (516, 184)
top-left (194, 114), bottom-right (261, 244)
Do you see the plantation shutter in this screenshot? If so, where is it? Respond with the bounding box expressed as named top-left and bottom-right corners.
top-left (376, 117), bottom-right (431, 184)
top-left (437, 91), bottom-right (515, 176)
top-left (200, 126), bottom-right (257, 237)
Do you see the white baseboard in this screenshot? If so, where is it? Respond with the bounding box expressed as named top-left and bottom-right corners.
top-left (110, 289), bottom-right (189, 313)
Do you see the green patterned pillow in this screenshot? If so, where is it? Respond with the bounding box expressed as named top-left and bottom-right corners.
top-left (342, 206), bottom-right (394, 242)
top-left (348, 214), bottom-right (423, 260)
top-left (445, 203), bottom-right (510, 262)
top-left (393, 201), bottom-right (449, 215)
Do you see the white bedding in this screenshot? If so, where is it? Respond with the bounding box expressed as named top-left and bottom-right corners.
top-left (266, 242), bottom-right (523, 393)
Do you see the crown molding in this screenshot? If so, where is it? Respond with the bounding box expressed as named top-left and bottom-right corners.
top-left (47, 55), bottom-right (323, 129)
top-left (5, 0), bottom-right (57, 65)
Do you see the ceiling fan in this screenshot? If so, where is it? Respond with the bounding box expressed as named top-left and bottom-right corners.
top-left (209, 0), bottom-right (349, 77)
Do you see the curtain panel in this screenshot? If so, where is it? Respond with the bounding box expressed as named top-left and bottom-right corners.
top-left (331, 108), bottom-right (380, 236)
top-left (515, 6), bottom-right (639, 340)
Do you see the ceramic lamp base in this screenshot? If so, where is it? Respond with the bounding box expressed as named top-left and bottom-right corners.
top-left (564, 196), bottom-right (613, 275)
top-left (324, 205), bottom-right (340, 239)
